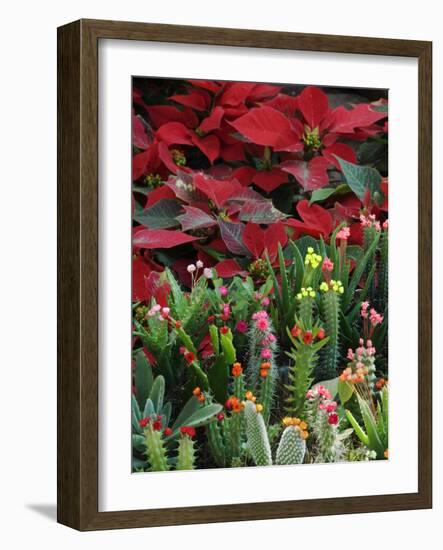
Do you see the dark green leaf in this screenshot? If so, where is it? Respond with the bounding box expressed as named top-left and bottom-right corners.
top-left (334, 156), bottom-right (382, 200)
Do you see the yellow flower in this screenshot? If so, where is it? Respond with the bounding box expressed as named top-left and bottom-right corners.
top-left (256, 404), bottom-right (264, 413)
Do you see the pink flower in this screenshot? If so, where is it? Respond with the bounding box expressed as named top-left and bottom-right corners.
top-left (218, 286), bottom-right (229, 297)
top-left (235, 320), bottom-right (248, 333)
top-left (261, 348), bottom-right (272, 359)
top-left (383, 220), bottom-right (389, 230)
top-left (252, 310), bottom-right (268, 321)
top-left (160, 307), bottom-right (170, 318)
top-left (347, 348), bottom-right (355, 360)
top-left (147, 304), bottom-right (161, 317)
top-left (336, 227), bottom-right (350, 240)
top-left (203, 267), bottom-right (213, 279)
top-left (268, 333), bottom-right (276, 343)
top-left (328, 413), bottom-right (339, 425)
top-left (360, 301), bottom-right (369, 319)
top-left (261, 297), bottom-right (270, 307)
top-left (370, 308), bottom-right (384, 326)
top-left (322, 257), bottom-right (334, 273)
top-left (256, 318), bottom-right (269, 332)
top-left (326, 402), bottom-right (337, 413)
top-left (196, 260), bottom-right (204, 269)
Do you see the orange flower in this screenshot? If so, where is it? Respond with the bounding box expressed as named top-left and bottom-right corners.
top-left (192, 387), bottom-right (201, 396)
top-left (255, 404), bottom-right (264, 413)
top-left (261, 362), bottom-right (271, 370)
top-left (245, 391), bottom-right (256, 402)
top-left (197, 394), bottom-right (205, 403)
top-left (260, 369), bottom-right (268, 378)
top-left (384, 449), bottom-right (389, 459)
top-left (231, 362), bottom-right (243, 377)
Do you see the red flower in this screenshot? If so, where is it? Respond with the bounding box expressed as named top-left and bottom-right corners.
top-left (220, 326), bottom-right (229, 335)
top-left (180, 426), bottom-right (196, 438)
top-left (303, 330), bottom-right (313, 345)
top-left (291, 324), bottom-right (302, 338)
top-left (328, 413), bottom-right (339, 425)
top-left (164, 427), bottom-right (173, 437)
top-left (152, 419), bottom-right (162, 431)
top-left (217, 413), bottom-right (225, 421)
top-left (184, 351), bottom-right (196, 364)
top-left (317, 328), bottom-right (326, 340)
top-left (139, 417), bottom-right (150, 428)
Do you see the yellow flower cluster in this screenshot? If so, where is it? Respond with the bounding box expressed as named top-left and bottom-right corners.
top-left (304, 247), bottom-right (322, 269)
top-left (297, 286), bottom-right (316, 300)
top-left (282, 417), bottom-right (309, 439)
top-left (320, 279), bottom-right (344, 294)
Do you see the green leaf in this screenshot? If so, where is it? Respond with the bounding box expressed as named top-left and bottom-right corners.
top-left (132, 434), bottom-right (145, 453)
top-left (277, 243), bottom-right (290, 309)
top-left (289, 240), bottom-right (305, 293)
top-left (142, 398), bottom-right (155, 419)
top-left (358, 395), bottom-right (385, 458)
top-left (149, 375), bottom-right (165, 413)
top-left (134, 351), bottom-right (153, 409)
top-left (345, 409), bottom-right (369, 446)
top-left (334, 156), bottom-right (382, 200)
top-left (172, 396), bottom-right (201, 432)
top-left (168, 403), bottom-right (223, 439)
top-left (220, 331), bottom-right (236, 364)
top-left (309, 187), bottom-right (336, 204)
top-left (338, 379), bottom-right (354, 405)
top-left (133, 198), bottom-right (183, 229)
top-left (208, 354), bottom-right (229, 404)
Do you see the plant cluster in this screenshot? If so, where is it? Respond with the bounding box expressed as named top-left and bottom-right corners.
top-left (131, 78), bottom-right (389, 471)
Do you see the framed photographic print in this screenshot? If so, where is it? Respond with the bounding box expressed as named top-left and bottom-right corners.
top-left (57, 19), bottom-right (432, 530)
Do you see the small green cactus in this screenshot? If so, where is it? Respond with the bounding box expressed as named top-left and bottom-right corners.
top-left (244, 400), bottom-right (272, 466)
top-left (144, 426), bottom-right (170, 471)
top-left (318, 288), bottom-right (341, 380)
top-left (176, 433), bottom-right (197, 470)
top-left (276, 425), bottom-right (307, 465)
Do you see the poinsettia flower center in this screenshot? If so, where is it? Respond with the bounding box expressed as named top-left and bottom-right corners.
top-left (303, 126), bottom-right (322, 151)
top-left (144, 173), bottom-right (163, 188)
top-left (171, 148), bottom-right (187, 166)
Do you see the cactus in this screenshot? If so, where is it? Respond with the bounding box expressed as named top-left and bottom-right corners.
top-left (176, 433), bottom-right (197, 470)
top-left (258, 370), bottom-right (275, 425)
top-left (318, 288), bottom-right (341, 380)
top-left (378, 228), bottom-right (389, 313)
top-left (207, 419), bottom-right (226, 467)
top-left (144, 426), bottom-right (170, 471)
top-left (244, 400), bottom-right (272, 466)
top-left (297, 294), bottom-right (315, 326)
top-left (276, 425), bottom-right (307, 465)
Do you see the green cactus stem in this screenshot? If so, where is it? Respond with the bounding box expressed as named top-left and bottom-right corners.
top-left (244, 400), bottom-right (272, 466)
top-left (144, 426), bottom-right (170, 471)
top-left (259, 371), bottom-right (275, 425)
top-left (176, 434), bottom-right (197, 470)
top-left (285, 346), bottom-right (316, 417)
top-left (276, 426), bottom-right (307, 465)
top-left (298, 295), bottom-right (315, 326)
top-left (206, 420), bottom-right (226, 467)
top-left (378, 229), bottom-right (389, 312)
top-left (318, 290), bottom-right (341, 380)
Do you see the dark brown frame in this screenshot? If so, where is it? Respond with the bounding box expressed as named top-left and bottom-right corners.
top-left (57, 18), bottom-right (432, 531)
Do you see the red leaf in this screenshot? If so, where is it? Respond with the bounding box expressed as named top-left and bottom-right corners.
top-left (281, 156), bottom-right (329, 191)
top-left (248, 84), bottom-right (282, 102)
top-left (133, 229), bottom-right (199, 249)
top-left (232, 166), bottom-right (256, 186)
top-left (286, 200), bottom-right (333, 239)
top-left (297, 86), bottom-right (329, 129)
top-left (133, 115), bottom-right (150, 149)
top-left (214, 259), bottom-right (248, 278)
top-left (156, 122), bottom-right (193, 146)
top-left (220, 142), bottom-right (246, 162)
top-left (187, 79), bottom-right (223, 93)
top-left (218, 220), bottom-right (249, 255)
top-left (146, 105), bottom-right (198, 129)
top-left (328, 104), bottom-right (387, 134)
top-left (264, 222), bottom-right (288, 262)
top-left (193, 174), bottom-right (242, 208)
top-left (177, 206), bottom-right (217, 232)
top-left (192, 134), bottom-right (220, 164)
top-left (243, 222), bottom-right (265, 259)
top-left (199, 106), bottom-right (224, 133)
top-left (133, 150), bottom-right (149, 180)
top-left (229, 106), bottom-right (300, 149)
top-left (263, 93), bottom-right (298, 117)
top-left (253, 168), bottom-right (288, 193)
top-left (169, 89), bottom-right (210, 111)
top-left (322, 143), bottom-right (356, 169)
top-left (132, 257), bottom-right (152, 301)
top-left (218, 82), bottom-right (257, 106)
top-left (145, 185), bottom-right (175, 208)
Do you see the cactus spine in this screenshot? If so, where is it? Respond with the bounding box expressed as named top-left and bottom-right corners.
top-left (176, 434), bottom-right (197, 470)
top-left (276, 426), bottom-right (307, 465)
top-left (144, 426), bottom-right (170, 471)
top-left (244, 400), bottom-right (272, 466)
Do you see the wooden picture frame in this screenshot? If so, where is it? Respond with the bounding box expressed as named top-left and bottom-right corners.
top-left (57, 19), bottom-right (432, 530)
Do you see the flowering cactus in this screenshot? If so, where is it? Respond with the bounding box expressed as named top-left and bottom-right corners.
top-left (276, 418), bottom-right (308, 465)
top-left (176, 428), bottom-right (197, 470)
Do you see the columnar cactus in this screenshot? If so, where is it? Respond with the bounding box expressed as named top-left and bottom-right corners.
top-left (206, 419), bottom-right (226, 467)
top-left (318, 281), bottom-right (343, 380)
top-left (244, 400), bottom-right (272, 466)
top-left (176, 432), bottom-right (197, 470)
top-left (143, 425), bottom-right (170, 471)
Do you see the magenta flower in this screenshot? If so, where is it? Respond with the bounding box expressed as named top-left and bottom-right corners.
top-left (255, 318), bottom-right (269, 331)
top-left (218, 285), bottom-right (229, 297)
top-left (235, 320), bottom-right (248, 333)
top-left (261, 348), bottom-right (272, 359)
